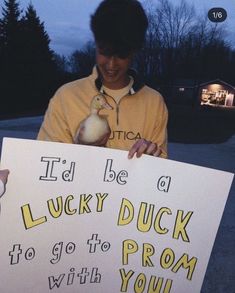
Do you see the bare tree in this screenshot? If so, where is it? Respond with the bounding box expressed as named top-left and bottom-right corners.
top-left (135, 0), bottom-right (231, 83)
top-left (69, 41), bottom-right (96, 76)
top-left (135, 0), bottom-right (196, 81)
top-left (177, 13), bottom-right (230, 80)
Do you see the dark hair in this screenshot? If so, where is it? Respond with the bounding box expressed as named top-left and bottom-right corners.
top-left (90, 0), bottom-right (148, 58)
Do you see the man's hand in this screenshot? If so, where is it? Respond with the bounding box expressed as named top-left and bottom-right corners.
top-left (128, 139), bottom-right (161, 159)
top-left (0, 169), bottom-right (9, 198)
top-left (0, 169), bottom-right (9, 184)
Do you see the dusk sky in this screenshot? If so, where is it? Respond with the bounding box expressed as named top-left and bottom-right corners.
top-left (0, 0), bottom-right (234, 56)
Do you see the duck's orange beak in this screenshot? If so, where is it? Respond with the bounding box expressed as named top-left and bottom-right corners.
top-left (102, 101), bottom-right (113, 110)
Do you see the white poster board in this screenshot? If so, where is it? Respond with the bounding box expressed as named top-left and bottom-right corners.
top-left (0, 138), bottom-right (233, 293)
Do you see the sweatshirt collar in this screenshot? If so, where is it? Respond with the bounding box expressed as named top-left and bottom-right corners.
top-left (92, 66), bottom-right (145, 94)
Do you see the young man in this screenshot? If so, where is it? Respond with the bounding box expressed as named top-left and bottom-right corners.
top-left (37, 0), bottom-right (168, 159)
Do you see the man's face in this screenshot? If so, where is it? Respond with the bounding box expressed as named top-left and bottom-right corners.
top-left (96, 46), bottom-right (133, 90)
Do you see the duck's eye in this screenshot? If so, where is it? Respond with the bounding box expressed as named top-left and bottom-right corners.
top-left (97, 97), bottom-right (100, 101)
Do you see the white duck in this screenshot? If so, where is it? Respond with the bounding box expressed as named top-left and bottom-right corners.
top-left (74, 94), bottom-right (112, 144)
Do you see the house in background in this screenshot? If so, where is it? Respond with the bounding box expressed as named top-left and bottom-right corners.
top-left (199, 79), bottom-right (235, 108)
top-left (159, 78), bottom-right (235, 108)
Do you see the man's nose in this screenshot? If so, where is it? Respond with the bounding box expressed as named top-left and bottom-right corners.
top-left (107, 56), bottom-right (117, 68)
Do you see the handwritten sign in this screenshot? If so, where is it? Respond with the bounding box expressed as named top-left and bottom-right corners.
top-left (0, 137), bottom-right (233, 293)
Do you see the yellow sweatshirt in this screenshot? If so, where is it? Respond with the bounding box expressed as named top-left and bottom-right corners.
top-left (37, 67), bottom-right (168, 158)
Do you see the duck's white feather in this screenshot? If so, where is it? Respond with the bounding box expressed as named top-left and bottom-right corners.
top-left (79, 114), bottom-right (110, 143)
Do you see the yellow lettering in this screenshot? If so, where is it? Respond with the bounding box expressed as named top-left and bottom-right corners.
top-left (47, 196), bottom-right (63, 218)
top-left (142, 243), bottom-right (155, 267)
top-left (154, 207), bottom-right (172, 234)
top-left (122, 239), bottom-right (138, 265)
top-left (96, 193), bottom-right (108, 212)
top-left (148, 277), bottom-right (173, 293)
top-left (160, 248), bottom-right (175, 269)
top-left (137, 202), bottom-right (154, 232)
top-left (148, 276), bottom-right (163, 293)
top-left (173, 210), bottom-right (193, 242)
top-left (172, 253), bottom-right (197, 280)
top-left (134, 273), bottom-right (146, 293)
top-left (21, 204), bottom-right (47, 229)
top-left (79, 194), bottom-right (92, 214)
top-left (119, 268), bottom-right (134, 292)
top-left (162, 279), bottom-right (173, 293)
top-left (65, 195), bottom-right (77, 215)
top-left (118, 198), bottom-right (134, 226)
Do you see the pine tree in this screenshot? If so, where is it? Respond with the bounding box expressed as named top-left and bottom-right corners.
top-left (0, 1), bottom-right (57, 115)
top-left (0, 0), bottom-right (22, 75)
top-left (0, 0), bottom-right (21, 41)
top-left (21, 3), bottom-right (54, 71)
top-left (20, 3), bottom-right (57, 112)
top-left (0, 0), bottom-right (23, 115)
top-left (0, 17), bottom-right (4, 62)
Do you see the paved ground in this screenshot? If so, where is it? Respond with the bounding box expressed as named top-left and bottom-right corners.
top-left (0, 116), bottom-right (234, 293)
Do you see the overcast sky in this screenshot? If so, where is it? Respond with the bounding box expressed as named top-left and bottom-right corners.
top-left (0, 0), bottom-right (234, 56)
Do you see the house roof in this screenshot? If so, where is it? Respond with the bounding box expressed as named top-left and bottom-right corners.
top-left (199, 78), bottom-right (235, 89)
